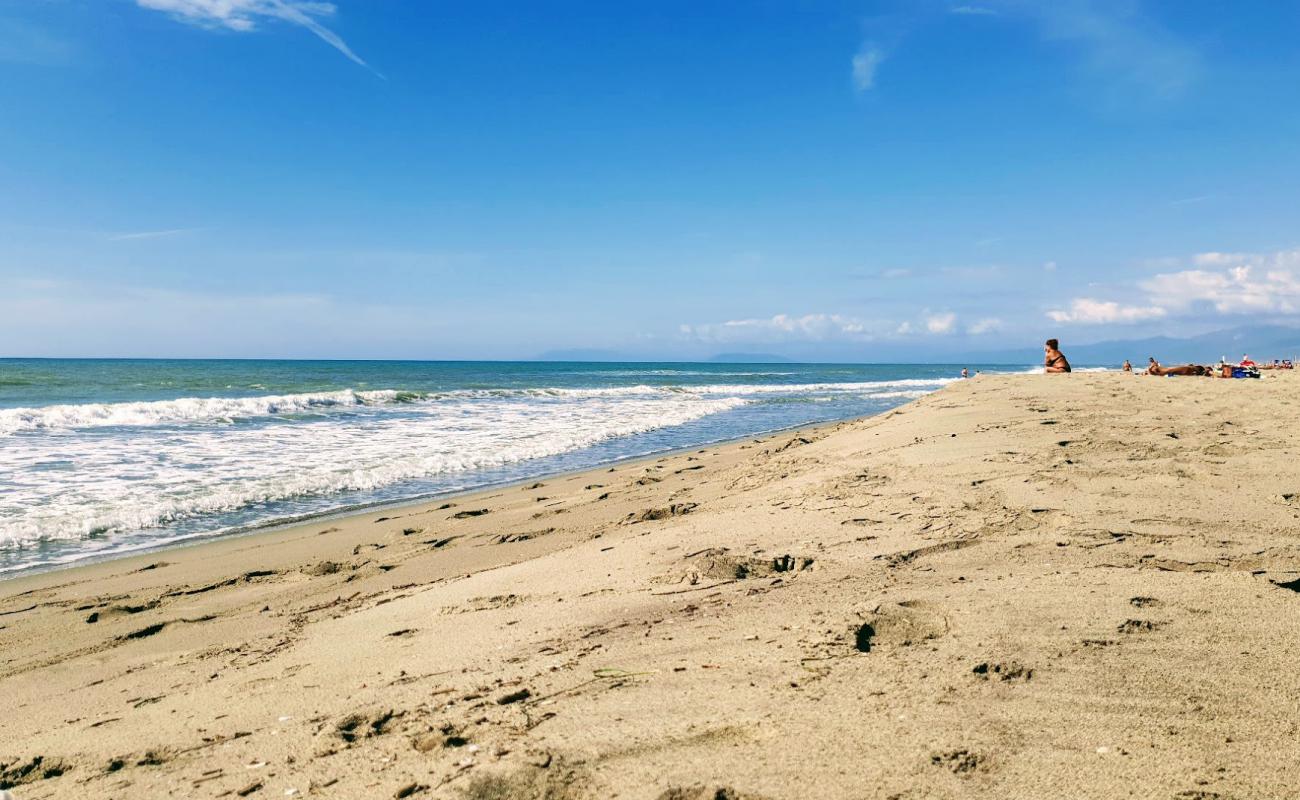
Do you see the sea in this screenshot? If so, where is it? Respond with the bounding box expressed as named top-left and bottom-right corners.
top-left (0, 359), bottom-right (1026, 576)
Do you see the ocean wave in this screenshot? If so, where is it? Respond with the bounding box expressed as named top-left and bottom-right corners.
top-left (0, 380), bottom-right (954, 434)
top-left (0, 389), bottom-right (406, 435)
top-left (0, 395), bottom-right (747, 546)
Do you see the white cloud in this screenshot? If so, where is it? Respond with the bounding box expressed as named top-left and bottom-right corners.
top-left (951, 5), bottom-right (998, 15)
top-left (851, 44), bottom-right (885, 92)
top-left (880, 267), bottom-right (912, 279)
top-left (1192, 251), bottom-right (1258, 267)
top-left (681, 313), bottom-right (874, 344)
top-left (895, 321), bottom-right (914, 335)
top-left (136, 0), bottom-right (375, 72)
top-left (1046, 298), bottom-right (1166, 324)
top-left (967, 317), bottom-right (1001, 335)
top-left (1044, 248), bottom-right (1300, 325)
top-left (1141, 248), bottom-right (1300, 314)
top-left (925, 312), bottom-right (957, 334)
top-left (1043, 260), bottom-right (1058, 272)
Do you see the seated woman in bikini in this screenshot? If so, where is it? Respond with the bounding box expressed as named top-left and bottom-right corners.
top-left (1044, 339), bottom-right (1071, 373)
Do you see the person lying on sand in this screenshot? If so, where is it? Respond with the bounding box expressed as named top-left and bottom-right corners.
top-left (1146, 357), bottom-right (1208, 377)
top-left (1044, 339), bottom-right (1071, 373)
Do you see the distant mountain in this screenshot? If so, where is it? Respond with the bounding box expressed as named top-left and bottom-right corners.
top-left (961, 325), bottom-right (1300, 366)
top-left (531, 326), bottom-right (1300, 365)
top-left (707, 352), bottom-right (794, 363)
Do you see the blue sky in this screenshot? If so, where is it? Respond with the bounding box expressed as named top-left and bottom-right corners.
top-left (2, 0), bottom-right (1299, 360)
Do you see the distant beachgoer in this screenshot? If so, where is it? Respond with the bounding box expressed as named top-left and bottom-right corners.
top-left (1122, 359), bottom-right (1132, 372)
top-left (1044, 339), bottom-right (1071, 373)
top-left (1240, 354), bottom-right (1256, 367)
top-left (961, 368), bottom-right (969, 379)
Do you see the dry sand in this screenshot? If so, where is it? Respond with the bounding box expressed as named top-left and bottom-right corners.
top-left (4, 371), bottom-right (1300, 799)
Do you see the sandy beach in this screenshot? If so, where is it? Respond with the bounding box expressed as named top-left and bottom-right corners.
top-left (4, 370), bottom-right (1300, 799)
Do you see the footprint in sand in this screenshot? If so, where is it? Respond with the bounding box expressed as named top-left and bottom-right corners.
top-left (853, 602), bottom-right (948, 652)
top-left (85, 600), bottom-right (160, 624)
top-left (972, 661), bottom-right (1033, 682)
top-left (0, 754), bottom-right (70, 790)
top-left (302, 561), bottom-right (345, 577)
top-left (1117, 619), bottom-right (1163, 634)
top-left (659, 548), bottom-right (814, 586)
top-left (656, 786), bottom-right (772, 800)
top-left (930, 749), bottom-right (986, 776)
top-left (626, 503), bottom-right (697, 523)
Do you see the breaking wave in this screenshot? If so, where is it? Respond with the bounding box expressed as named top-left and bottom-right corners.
top-left (0, 379), bottom-right (954, 435)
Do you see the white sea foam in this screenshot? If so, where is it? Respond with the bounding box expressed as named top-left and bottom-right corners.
top-left (0, 380), bottom-right (952, 435)
top-left (0, 373), bottom-right (957, 564)
top-left (0, 389), bottom-right (405, 435)
top-left (0, 395), bottom-right (747, 547)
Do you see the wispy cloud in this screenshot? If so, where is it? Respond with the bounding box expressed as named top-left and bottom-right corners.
top-left (925, 312), bottom-right (957, 334)
top-left (0, 17), bottom-right (74, 66)
top-left (1192, 251), bottom-right (1259, 267)
top-left (1018, 0), bottom-right (1200, 99)
top-left (136, 0), bottom-right (378, 74)
top-left (1046, 297), bottom-right (1166, 324)
top-left (852, 2), bottom-right (1198, 103)
top-left (851, 43), bottom-right (886, 92)
top-left (967, 317), bottom-right (1002, 335)
top-left (940, 264), bottom-right (1003, 280)
top-left (0, 277), bottom-right (448, 357)
top-left (108, 227), bottom-right (203, 241)
top-left (894, 312), bottom-right (959, 335)
top-left (849, 267), bottom-right (911, 280)
top-left (681, 313), bottom-right (875, 344)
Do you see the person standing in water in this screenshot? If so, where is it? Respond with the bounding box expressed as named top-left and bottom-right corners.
top-left (961, 367), bottom-right (969, 379)
top-left (1044, 338), bottom-right (1071, 373)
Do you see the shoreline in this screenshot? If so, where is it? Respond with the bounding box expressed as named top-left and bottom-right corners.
top-left (0, 412), bottom-right (866, 584)
top-left (6, 371), bottom-right (1298, 799)
top-left (0, 360), bottom-right (995, 580)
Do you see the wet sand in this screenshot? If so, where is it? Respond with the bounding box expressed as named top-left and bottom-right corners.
top-left (4, 371), bottom-right (1300, 799)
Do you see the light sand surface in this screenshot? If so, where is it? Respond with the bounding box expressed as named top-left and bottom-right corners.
top-left (4, 372), bottom-right (1300, 799)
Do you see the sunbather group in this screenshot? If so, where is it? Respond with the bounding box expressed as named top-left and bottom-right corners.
top-left (1142, 355), bottom-right (1266, 379)
top-left (1043, 340), bottom-right (1285, 379)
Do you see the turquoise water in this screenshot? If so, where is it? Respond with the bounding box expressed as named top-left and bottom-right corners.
top-left (0, 359), bottom-right (1018, 575)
